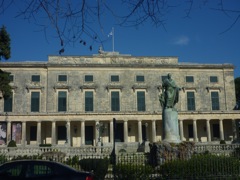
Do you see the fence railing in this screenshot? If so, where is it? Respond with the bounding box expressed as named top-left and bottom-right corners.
top-left (1, 144), bottom-right (240, 179)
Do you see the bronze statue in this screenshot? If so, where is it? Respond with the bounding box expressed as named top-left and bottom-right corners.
top-left (159, 73), bottom-right (179, 109)
top-left (159, 73), bottom-right (181, 143)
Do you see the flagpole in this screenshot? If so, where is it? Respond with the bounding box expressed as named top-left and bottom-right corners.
top-left (112, 27), bottom-right (114, 52)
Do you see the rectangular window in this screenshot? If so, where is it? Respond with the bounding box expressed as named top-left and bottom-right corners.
top-left (186, 76), bottom-right (194, 83)
top-left (187, 92), bottom-right (195, 111)
top-left (211, 91), bottom-right (220, 110)
top-left (210, 76), bottom-right (218, 83)
top-left (136, 75), bottom-right (144, 82)
top-left (85, 75), bottom-right (93, 82)
top-left (58, 91), bottom-right (67, 112)
top-left (58, 126), bottom-right (66, 140)
top-left (85, 91), bottom-right (93, 111)
top-left (31, 92), bottom-right (40, 112)
top-left (30, 126), bottom-right (37, 141)
top-left (161, 76), bottom-right (168, 82)
top-left (58, 75), bottom-right (67, 82)
top-left (4, 92), bottom-right (13, 112)
top-left (9, 75), bottom-right (14, 82)
top-left (111, 75), bottom-right (119, 82)
top-left (111, 91), bottom-right (120, 111)
top-left (32, 75), bottom-right (40, 82)
top-left (137, 91), bottom-right (146, 111)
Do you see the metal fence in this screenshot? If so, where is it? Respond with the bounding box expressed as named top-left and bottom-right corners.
top-left (1, 144), bottom-right (240, 179)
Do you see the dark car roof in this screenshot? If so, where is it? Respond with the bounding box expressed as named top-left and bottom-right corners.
top-left (0, 160), bottom-right (80, 172)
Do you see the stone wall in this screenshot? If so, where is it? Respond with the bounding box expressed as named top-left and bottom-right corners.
top-left (0, 55), bottom-right (235, 113)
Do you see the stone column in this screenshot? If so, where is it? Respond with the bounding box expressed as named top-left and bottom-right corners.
top-left (37, 121), bottom-right (41, 145)
top-left (21, 121), bottom-right (26, 146)
top-left (206, 119), bottom-right (211, 142)
top-left (138, 120), bottom-right (142, 143)
top-left (179, 119), bottom-right (184, 141)
top-left (145, 122), bottom-right (149, 141)
top-left (124, 120), bottom-right (128, 143)
top-left (152, 120), bottom-right (156, 142)
top-left (193, 119), bottom-right (198, 142)
top-left (66, 121), bottom-right (71, 145)
top-left (51, 121), bottom-right (56, 145)
top-left (81, 121), bottom-right (85, 145)
top-left (219, 119), bottom-right (224, 140)
top-left (6, 121), bottom-right (11, 144)
top-left (110, 121), bottom-right (114, 143)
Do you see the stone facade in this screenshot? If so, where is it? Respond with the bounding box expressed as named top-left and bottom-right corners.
top-left (0, 54), bottom-right (239, 148)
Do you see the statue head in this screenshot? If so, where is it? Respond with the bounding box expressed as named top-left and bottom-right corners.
top-left (167, 73), bottom-right (172, 79)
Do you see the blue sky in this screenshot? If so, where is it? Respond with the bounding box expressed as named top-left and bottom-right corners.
top-left (0, 0), bottom-right (240, 78)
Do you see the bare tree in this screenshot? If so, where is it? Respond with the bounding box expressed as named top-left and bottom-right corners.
top-left (0, 0), bottom-right (239, 54)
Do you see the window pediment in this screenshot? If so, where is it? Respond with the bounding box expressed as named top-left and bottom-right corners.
top-left (206, 86), bottom-right (222, 92)
top-left (79, 84), bottom-right (98, 92)
top-left (53, 85), bottom-right (71, 92)
top-left (26, 85), bottom-right (44, 93)
top-left (106, 84), bottom-right (123, 92)
top-left (182, 87), bottom-right (197, 93)
top-left (132, 84), bottom-right (149, 92)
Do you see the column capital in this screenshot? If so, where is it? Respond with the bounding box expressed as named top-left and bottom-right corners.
top-left (124, 119), bottom-right (128, 122)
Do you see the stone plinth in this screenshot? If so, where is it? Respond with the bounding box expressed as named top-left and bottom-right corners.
top-left (162, 108), bottom-right (181, 143)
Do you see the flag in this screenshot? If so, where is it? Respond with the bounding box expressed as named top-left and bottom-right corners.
top-left (108, 28), bottom-right (114, 37)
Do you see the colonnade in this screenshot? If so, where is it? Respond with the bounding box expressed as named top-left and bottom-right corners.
top-left (3, 118), bottom-right (237, 146)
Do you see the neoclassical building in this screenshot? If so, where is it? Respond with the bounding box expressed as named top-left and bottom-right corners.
top-left (0, 52), bottom-right (239, 147)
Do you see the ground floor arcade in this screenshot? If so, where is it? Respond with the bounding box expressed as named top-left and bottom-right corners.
top-left (0, 112), bottom-right (239, 146)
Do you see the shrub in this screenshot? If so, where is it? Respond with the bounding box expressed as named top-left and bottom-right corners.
top-left (0, 154), bottom-right (7, 164)
top-left (12, 155), bottom-right (42, 160)
top-left (39, 144), bottom-right (52, 147)
top-left (114, 163), bottom-right (154, 180)
top-left (7, 140), bottom-right (16, 147)
top-left (65, 155), bottom-right (79, 166)
top-left (160, 154), bottom-right (240, 179)
top-left (220, 140), bottom-right (226, 144)
top-left (231, 147), bottom-right (240, 159)
top-left (79, 158), bottom-right (109, 180)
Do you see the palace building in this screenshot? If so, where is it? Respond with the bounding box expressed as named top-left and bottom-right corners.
top-left (0, 52), bottom-right (239, 148)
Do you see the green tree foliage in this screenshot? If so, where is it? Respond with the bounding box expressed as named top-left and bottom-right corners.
top-left (0, 25), bottom-right (12, 99)
top-left (0, 25), bottom-right (11, 60)
top-left (0, 69), bottom-right (12, 98)
top-left (79, 158), bottom-right (109, 180)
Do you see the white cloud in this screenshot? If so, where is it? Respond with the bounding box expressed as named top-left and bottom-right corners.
top-left (173, 36), bottom-right (190, 45)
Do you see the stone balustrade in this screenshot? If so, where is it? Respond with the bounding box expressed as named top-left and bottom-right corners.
top-left (0, 146), bottom-right (113, 158)
top-left (194, 144), bottom-right (240, 154)
top-left (1, 144), bottom-right (240, 158)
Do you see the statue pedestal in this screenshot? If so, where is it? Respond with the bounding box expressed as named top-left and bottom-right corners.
top-left (162, 108), bottom-right (181, 143)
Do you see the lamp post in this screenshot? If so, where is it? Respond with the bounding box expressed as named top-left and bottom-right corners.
top-left (96, 122), bottom-right (103, 146)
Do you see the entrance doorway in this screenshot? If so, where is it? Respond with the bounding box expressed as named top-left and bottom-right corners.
top-left (85, 126), bottom-right (93, 145)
